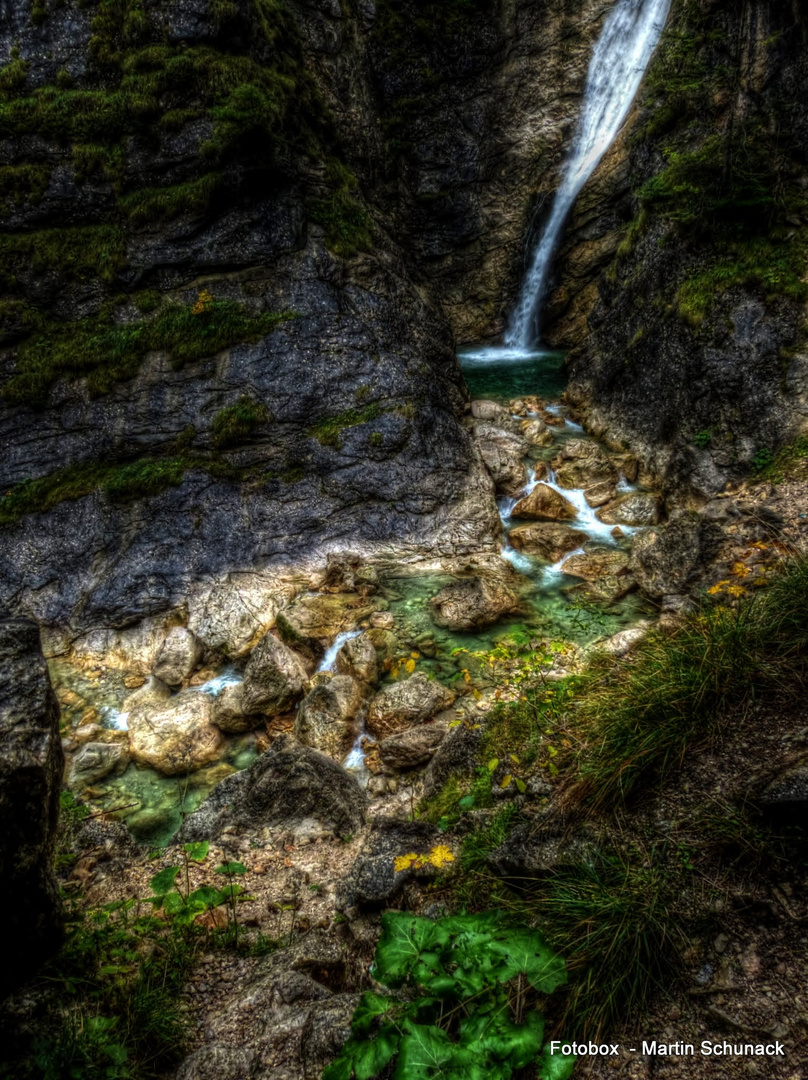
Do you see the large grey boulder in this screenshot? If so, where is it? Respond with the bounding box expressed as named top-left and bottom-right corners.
top-left (178, 734), bottom-right (366, 842)
top-left (241, 632), bottom-right (308, 716)
top-left (597, 492), bottom-right (661, 527)
top-left (511, 484), bottom-right (577, 522)
top-left (0, 617), bottom-right (64, 994)
top-left (366, 673), bottom-right (455, 740)
top-left (629, 511), bottom-right (706, 599)
top-left (509, 522), bottom-right (587, 560)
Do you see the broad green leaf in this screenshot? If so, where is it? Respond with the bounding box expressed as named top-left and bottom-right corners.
top-left (351, 991), bottom-right (397, 1036)
top-left (373, 913), bottom-right (441, 987)
top-left (188, 885), bottom-right (224, 908)
top-left (486, 928), bottom-right (568, 993)
top-left (162, 891), bottom-right (186, 916)
top-left (353, 1025), bottom-right (400, 1080)
top-left (215, 861), bottom-right (247, 875)
top-left (183, 841), bottom-right (209, 862)
top-left (394, 1022), bottom-right (454, 1080)
top-left (322, 1050), bottom-right (354, 1080)
top-left (539, 1045), bottom-right (576, 1080)
top-left (457, 795), bottom-right (475, 810)
top-left (149, 865), bottom-right (179, 896)
top-left (461, 1009), bottom-right (545, 1069)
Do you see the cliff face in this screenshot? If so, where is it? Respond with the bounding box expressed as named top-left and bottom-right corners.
top-left (0, 0), bottom-right (612, 638)
top-left (0, 0), bottom-right (504, 636)
top-left (545, 0), bottom-right (808, 498)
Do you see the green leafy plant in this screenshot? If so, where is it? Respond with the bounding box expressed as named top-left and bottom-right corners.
top-left (148, 845), bottom-right (252, 945)
top-left (323, 910), bottom-right (575, 1080)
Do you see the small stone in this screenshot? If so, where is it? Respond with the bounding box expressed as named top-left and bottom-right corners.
top-left (153, 627), bottom-right (202, 687)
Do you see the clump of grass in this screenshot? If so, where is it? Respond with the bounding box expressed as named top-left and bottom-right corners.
top-left (753, 435), bottom-right (808, 483)
top-left (0, 225), bottom-right (127, 289)
top-left (528, 852), bottom-right (681, 1037)
top-left (308, 403), bottom-right (382, 448)
top-left (211, 395), bottom-right (269, 448)
top-left (308, 160), bottom-right (372, 257)
top-left (119, 172), bottom-right (221, 226)
top-left (571, 559), bottom-right (808, 809)
top-left (3, 299), bottom-right (293, 407)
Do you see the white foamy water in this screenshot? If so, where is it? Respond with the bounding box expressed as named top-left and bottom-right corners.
top-left (197, 669), bottom-right (242, 696)
top-left (507, 0), bottom-right (672, 346)
top-left (317, 630), bottom-right (362, 674)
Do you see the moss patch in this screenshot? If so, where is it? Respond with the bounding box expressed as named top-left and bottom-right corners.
top-left (308, 403), bottom-right (383, 448)
top-left (3, 296), bottom-right (294, 408)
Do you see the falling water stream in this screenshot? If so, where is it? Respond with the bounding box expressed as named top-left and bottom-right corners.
top-left (507, 0), bottom-right (672, 347)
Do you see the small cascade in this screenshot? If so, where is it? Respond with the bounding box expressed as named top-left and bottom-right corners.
top-left (317, 630), bottom-right (362, 674)
top-left (507, 0), bottom-right (672, 347)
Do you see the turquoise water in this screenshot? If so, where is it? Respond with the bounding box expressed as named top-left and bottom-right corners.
top-left (458, 345), bottom-right (566, 401)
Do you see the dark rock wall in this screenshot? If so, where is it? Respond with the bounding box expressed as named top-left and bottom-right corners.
top-left (545, 0), bottom-right (808, 498)
top-left (0, 617), bottom-right (63, 995)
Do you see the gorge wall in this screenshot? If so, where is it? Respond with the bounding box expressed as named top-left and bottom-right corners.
top-left (544, 0), bottom-right (808, 498)
top-left (0, 0), bottom-right (609, 643)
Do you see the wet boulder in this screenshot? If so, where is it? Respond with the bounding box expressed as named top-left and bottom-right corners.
top-left (0, 617), bottom-right (64, 994)
top-left (276, 593), bottom-right (375, 661)
top-left (561, 547), bottom-right (630, 581)
top-left (336, 632), bottom-right (379, 685)
top-left (512, 483), bottom-right (577, 522)
top-left (121, 675), bottom-right (172, 714)
top-left (378, 722), bottom-right (449, 770)
top-left (583, 480), bottom-right (617, 508)
top-left (294, 674), bottom-right (363, 760)
top-left (554, 440), bottom-right (618, 489)
top-left (508, 522), bottom-right (587, 561)
top-left (211, 682), bottom-right (262, 733)
top-left (520, 418), bottom-right (554, 446)
top-left (471, 400), bottom-right (511, 422)
top-left (152, 626), bottom-right (202, 687)
top-left (366, 673), bottom-right (455, 740)
top-left (472, 420), bottom-right (528, 454)
top-left (477, 439), bottom-right (527, 495)
top-left (128, 692), bottom-right (224, 775)
top-left (322, 553), bottom-right (379, 595)
top-left (241, 632), bottom-right (308, 716)
top-left (178, 733), bottom-right (366, 842)
top-left (597, 492), bottom-right (661, 527)
top-left (428, 576), bottom-right (521, 631)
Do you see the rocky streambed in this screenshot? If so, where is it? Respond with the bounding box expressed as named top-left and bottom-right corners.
top-left (54, 348), bottom-right (663, 846)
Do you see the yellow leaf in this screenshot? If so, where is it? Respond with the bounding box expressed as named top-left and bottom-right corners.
top-left (730, 562), bottom-right (750, 577)
top-left (405, 658), bottom-right (416, 674)
top-left (393, 853), bottom-right (419, 873)
top-left (500, 774), bottom-right (513, 789)
top-left (510, 754), bottom-right (520, 765)
top-left (410, 651), bottom-right (420, 659)
top-left (426, 844), bottom-right (455, 869)
top-left (472, 688), bottom-right (481, 700)
top-left (463, 671), bottom-right (471, 684)
top-left (390, 665), bottom-right (399, 679)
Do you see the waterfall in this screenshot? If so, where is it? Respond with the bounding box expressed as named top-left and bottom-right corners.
top-left (506, 0), bottom-right (672, 348)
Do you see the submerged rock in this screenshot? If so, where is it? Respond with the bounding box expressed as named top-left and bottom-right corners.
top-left (294, 675), bottom-right (363, 760)
top-left (152, 626), bottom-right (202, 687)
top-left (241, 632), bottom-right (308, 717)
top-left (512, 483), bottom-right (577, 522)
top-left (0, 617), bottom-right (64, 994)
top-left (128, 692), bottom-right (224, 775)
top-left (597, 491), bottom-right (661, 526)
top-left (428, 576), bottom-right (521, 631)
top-left (366, 673), bottom-right (455, 740)
top-left (508, 522), bottom-right (587, 560)
top-left (178, 733), bottom-right (366, 841)
top-left (69, 741), bottom-right (130, 789)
